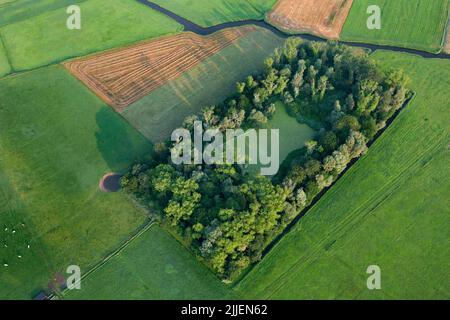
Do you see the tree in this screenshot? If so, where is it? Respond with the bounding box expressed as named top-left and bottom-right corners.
top-left (151, 164), bottom-right (176, 194)
top-left (246, 75), bottom-right (256, 89)
top-left (316, 174), bottom-right (333, 189)
top-left (262, 69), bottom-right (279, 95)
top-left (334, 114), bottom-right (361, 139)
top-left (307, 65), bottom-right (318, 97)
top-left (323, 155), bottom-right (337, 172)
top-left (332, 149), bottom-right (349, 173)
top-left (192, 223), bottom-right (204, 240)
top-left (264, 57), bottom-right (274, 71)
top-left (274, 75), bottom-right (289, 95)
top-left (236, 82), bottom-right (246, 94)
top-left (294, 188), bottom-right (307, 207)
top-left (291, 70), bottom-right (304, 97)
top-left (253, 87), bottom-right (269, 106)
top-left (317, 75), bottom-right (329, 101)
top-left (154, 140), bottom-right (167, 154)
top-left (267, 103), bottom-right (277, 116)
top-left (273, 48), bottom-right (282, 65)
top-left (361, 116), bottom-right (377, 140)
top-left (305, 140), bottom-right (318, 155)
top-left (282, 91), bottom-right (294, 104)
top-left (249, 109), bottom-right (268, 126)
top-left (345, 130), bottom-right (368, 158)
top-left (345, 94), bottom-right (355, 111)
top-left (283, 37), bottom-right (301, 63)
top-left (182, 114), bottom-right (199, 130)
top-left (304, 159), bottom-right (321, 178)
top-left (385, 69), bottom-right (409, 89)
top-left (297, 59), bottom-right (306, 75)
top-left (202, 106), bottom-right (218, 127)
top-left (305, 180), bottom-right (320, 198)
top-left (218, 208), bottom-right (234, 221)
top-left (319, 131), bottom-right (338, 153)
top-left (355, 79), bottom-right (381, 114)
top-left (164, 177), bottom-right (201, 226)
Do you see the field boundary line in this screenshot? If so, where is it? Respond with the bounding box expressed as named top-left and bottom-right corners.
top-left (437, 1), bottom-right (450, 53)
top-left (0, 31), bottom-right (13, 76)
top-left (59, 219), bottom-right (155, 299)
top-left (439, 4), bottom-right (450, 53)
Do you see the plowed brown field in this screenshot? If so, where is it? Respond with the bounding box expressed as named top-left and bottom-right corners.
top-left (64, 27), bottom-right (255, 112)
top-left (267, 0), bottom-right (353, 39)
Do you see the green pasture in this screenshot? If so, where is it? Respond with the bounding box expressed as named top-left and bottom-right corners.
top-left (266, 102), bottom-right (316, 164)
top-left (0, 0), bottom-right (182, 71)
top-left (236, 52), bottom-right (450, 299)
top-left (232, 102), bottom-right (316, 175)
top-left (150, 0), bottom-right (277, 27)
top-left (0, 0), bottom-right (86, 27)
top-left (65, 224), bottom-right (235, 299)
top-left (0, 34), bottom-right (10, 76)
top-left (122, 27), bottom-right (285, 143)
top-left (341, 0), bottom-right (449, 53)
top-left (0, 66), bottom-right (152, 299)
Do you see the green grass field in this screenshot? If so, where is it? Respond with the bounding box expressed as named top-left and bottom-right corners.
top-left (0, 66), bottom-right (153, 299)
top-left (122, 27), bottom-right (285, 143)
top-left (235, 52), bottom-right (450, 299)
top-left (0, 34), bottom-right (11, 76)
top-left (237, 102), bottom-right (316, 175)
top-left (0, 0), bottom-right (182, 71)
top-left (0, 0), bottom-right (86, 27)
top-left (150, 0), bottom-right (277, 27)
top-left (266, 102), bottom-right (316, 164)
top-left (65, 224), bottom-right (235, 299)
top-left (341, 0), bottom-right (449, 53)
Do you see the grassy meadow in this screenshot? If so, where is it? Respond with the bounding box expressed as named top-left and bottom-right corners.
top-left (0, 0), bottom-right (86, 27)
top-left (266, 102), bottom-right (316, 164)
top-left (236, 102), bottom-right (316, 175)
top-left (341, 0), bottom-right (449, 52)
top-left (0, 0), bottom-right (183, 71)
top-left (65, 224), bottom-right (235, 299)
top-left (0, 66), bottom-right (153, 299)
top-left (236, 51), bottom-right (450, 299)
top-left (150, 0), bottom-right (277, 27)
top-left (122, 27), bottom-right (285, 143)
top-left (0, 35), bottom-right (10, 76)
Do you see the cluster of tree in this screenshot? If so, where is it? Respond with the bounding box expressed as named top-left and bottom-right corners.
top-left (121, 39), bottom-right (411, 280)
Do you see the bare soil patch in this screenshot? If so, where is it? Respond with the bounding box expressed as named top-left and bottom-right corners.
top-left (99, 173), bottom-right (121, 192)
top-left (64, 27), bottom-right (255, 112)
top-left (267, 0), bottom-right (353, 39)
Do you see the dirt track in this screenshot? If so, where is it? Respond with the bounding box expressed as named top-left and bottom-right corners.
top-left (65, 27), bottom-right (255, 112)
top-left (267, 0), bottom-right (354, 39)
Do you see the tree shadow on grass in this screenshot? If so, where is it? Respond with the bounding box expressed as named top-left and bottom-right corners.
top-left (95, 107), bottom-right (153, 173)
